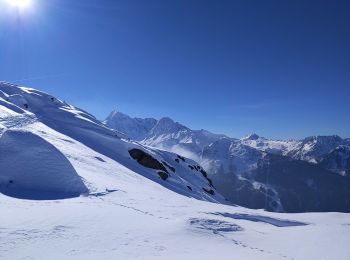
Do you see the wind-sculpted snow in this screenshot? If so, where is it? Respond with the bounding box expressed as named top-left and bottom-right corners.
top-left (0, 130), bottom-right (88, 199)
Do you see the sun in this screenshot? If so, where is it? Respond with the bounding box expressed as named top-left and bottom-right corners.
top-left (6, 0), bottom-right (32, 8)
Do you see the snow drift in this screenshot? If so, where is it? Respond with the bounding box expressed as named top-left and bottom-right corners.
top-left (0, 130), bottom-right (88, 199)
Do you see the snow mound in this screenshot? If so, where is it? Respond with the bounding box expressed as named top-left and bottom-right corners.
top-left (0, 130), bottom-right (88, 199)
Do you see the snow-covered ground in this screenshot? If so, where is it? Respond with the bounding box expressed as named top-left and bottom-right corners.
top-left (1, 82), bottom-right (350, 259)
top-left (1, 178), bottom-right (350, 260)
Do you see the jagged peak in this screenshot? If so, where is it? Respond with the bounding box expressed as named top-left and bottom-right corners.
top-left (303, 135), bottom-right (343, 143)
top-left (242, 133), bottom-right (260, 141)
top-left (157, 116), bottom-right (175, 124)
top-left (105, 109), bottom-right (130, 120)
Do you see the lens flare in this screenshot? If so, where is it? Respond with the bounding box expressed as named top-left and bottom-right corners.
top-left (6, 0), bottom-right (32, 8)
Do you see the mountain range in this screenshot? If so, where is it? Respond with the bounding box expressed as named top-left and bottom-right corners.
top-left (105, 110), bottom-right (350, 212)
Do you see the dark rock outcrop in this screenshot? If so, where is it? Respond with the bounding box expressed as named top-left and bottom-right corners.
top-left (129, 149), bottom-right (168, 173)
top-left (158, 171), bottom-right (169, 180)
top-left (177, 155), bottom-right (186, 162)
top-left (203, 188), bottom-right (215, 195)
top-left (162, 161), bottom-right (175, 173)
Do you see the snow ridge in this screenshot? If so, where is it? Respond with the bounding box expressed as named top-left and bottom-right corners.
top-left (0, 82), bottom-right (224, 203)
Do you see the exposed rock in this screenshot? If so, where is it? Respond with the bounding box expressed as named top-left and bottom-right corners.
top-left (203, 188), bottom-right (215, 195)
top-left (177, 155), bottom-right (186, 162)
top-left (94, 156), bottom-right (106, 162)
top-left (200, 169), bottom-right (208, 178)
top-left (207, 177), bottom-right (214, 187)
top-left (129, 149), bottom-right (168, 173)
top-left (158, 171), bottom-right (169, 180)
top-left (162, 161), bottom-right (175, 173)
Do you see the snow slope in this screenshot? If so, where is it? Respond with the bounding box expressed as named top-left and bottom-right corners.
top-left (0, 82), bottom-right (222, 203)
top-left (2, 185), bottom-right (350, 260)
top-left (1, 82), bottom-right (350, 259)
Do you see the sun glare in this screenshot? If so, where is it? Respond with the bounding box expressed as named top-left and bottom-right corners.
top-left (6, 0), bottom-right (32, 8)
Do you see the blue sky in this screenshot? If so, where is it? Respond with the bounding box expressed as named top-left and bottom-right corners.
top-left (0, 0), bottom-right (349, 139)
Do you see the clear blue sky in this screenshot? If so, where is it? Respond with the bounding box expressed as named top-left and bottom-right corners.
top-left (1, 0), bottom-right (349, 139)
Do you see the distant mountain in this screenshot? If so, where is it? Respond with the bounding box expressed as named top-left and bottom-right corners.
top-left (104, 110), bottom-right (157, 140)
top-left (319, 145), bottom-right (350, 176)
top-left (200, 136), bottom-right (350, 212)
top-left (105, 110), bottom-right (350, 212)
top-left (286, 135), bottom-right (349, 163)
top-left (240, 133), bottom-right (299, 155)
top-left (239, 133), bottom-right (350, 176)
top-left (105, 112), bottom-right (226, 157)
top-left (105, 110), bottom-right (350, 176)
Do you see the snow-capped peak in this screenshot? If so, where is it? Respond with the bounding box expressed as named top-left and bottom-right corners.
top-left (105, 109), bottom-right (131, 121)
top-left (104, 110), bottom-right (157, 140)
top-left (242, 133), bottom-right (261, 140)
top-left (149, 117), bottom-right (187, 136)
